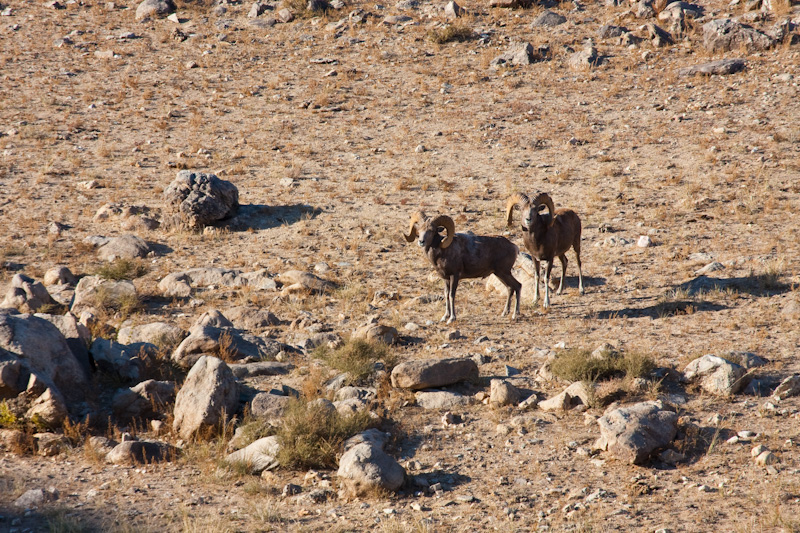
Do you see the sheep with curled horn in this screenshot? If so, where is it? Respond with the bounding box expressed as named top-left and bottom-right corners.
top-left (505, 192), bottom-right (584, 309)
top-left (404, 211), bottom-right (522, 324)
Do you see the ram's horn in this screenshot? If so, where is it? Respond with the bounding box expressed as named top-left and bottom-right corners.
top-left (505, 193), bottom-right (530, 227)
top-left (431, 215), bottom-right (455, 249)
top-left (533, 193), bottom-right (556, 227)
top-left (404, 211), bottom-right (427, 242)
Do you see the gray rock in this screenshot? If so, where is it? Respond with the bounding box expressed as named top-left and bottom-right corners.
top-left (229, 361), bottom-right (293, 379)
top-left (26, 387), bottom-right (68, 428)
top-left (334, 386), bottom-right (376, 402)
top-left (117, 321), bottom-right (186, 348)
top-left (352, 323), bottom-right (398, 344)
top-left (595, 401), bottom-right (678, 464)
top-left (34, 432), bottom-right (70, 457)
top-left (112, 379), bottom-right (176, 420)
top-left (14, 487), bottom-right (58, 508)
top-left (683, 354), bottom-right (751, 395)
top-left (641, 22), bottom-right (674, 46)
top-left (531, 10), bottom-right (566, 27)
top-left (490, 379), bottom-right (521, 407)
top-left (35, 313), bottom-right (93, 375)
top-left (223, 306), bottom-right (280, 331)
top-left (71, 276), bottom-right (137, 314)
top-left (678, 58), bottom-right (746, 77)
top-left (539, 381), bottom-right (594, 411)
top-left (703, 18), bottom-right (774, 52)
top-left (568, 45), bottom-right (600, 70)
top-left (0, 274), bottom-right (57, 313)
top-left (135, 0), bottom-right (176, 21)
top-left (490, 41), bottom-right (536, 67)
top-left (249, 392), bottom-right (290, 422)
top-left (248, 1), bottom-right (271, 17)
top-left (158, 268), bottom-right (277, 297)
top-left (391, 357), bottom-right (478, 390)
top-left (172, 356), bottom-right (238, 440)
top-left (772, 374), bottom-right (800, 400)
top-left (89, 338), bottom-right (142, 381)
top-left (415, 390), bottom-right (473, 409)
top-left (277, 270), bottom-right (335, 295)
top-left (333, 397), bottom-right (370, 415)
top-left (444, 0), bottom-right (462, 19)
top-left (96, 234), bottom-right (150, 261)
top-left (337, 431), bottom-right (405, 494)
top-left (225, 435), bottom-right (280, 474)
top-left (0, 311), bottom-right (89, 404)
top-left (728, 351), bottom-right (768, 369)
top-left (106, 439), bottom-right (177, 464)
top-left (0, 359), bottom-right (23, 398)
top-left (162, 171), bottom-right (239, 230)
top-left (171, 324), bottom-right (282, 368)
top-left (598, 24), bottom-right (628, 38)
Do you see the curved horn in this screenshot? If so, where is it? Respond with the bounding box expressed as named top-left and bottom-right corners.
top-left (533, 193), bottom-right (556, 227)
top-left (404, 211), bottom-right (427, 242)
top-left (505, 193), bottom-right (530, 226)
top-left (431, 215), bottom-right (455, 249)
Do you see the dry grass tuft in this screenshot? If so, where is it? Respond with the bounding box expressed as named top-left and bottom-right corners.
top-left (549, 348), bottom-right (655, 383)
top-left (313, 338), bottom-right (396, 386)
top-left (427, 24), bottom-right (474, 44)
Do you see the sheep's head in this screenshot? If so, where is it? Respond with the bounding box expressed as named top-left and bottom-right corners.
top-left (506, 192), bottom-right (555, 230)
top-left (404, 211), bottom-right (454, 251)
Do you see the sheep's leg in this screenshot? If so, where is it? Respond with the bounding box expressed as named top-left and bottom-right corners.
top-left (556, 254), bottom-right (568, 295)
top-left (543, 260), bottom-right (553, 309)
top-left (532, 258), bottom-right (540, 304)
top-left (496, 272), bottom-right (522, 320)
top-left (447, 275), bottom-right (459, 324)
top-left (574, 244), bottom-right (584, 295)
top-left (441, 279), bottom-right (451, 322)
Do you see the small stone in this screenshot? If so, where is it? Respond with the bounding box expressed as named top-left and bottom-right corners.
top-left (739, 430), bottom-right (757, 439)
top-left (751, 444), bottom-right (768, 458)
top-left (415, 144), bottom-right (427, 153)
top-left (637, 235), bottom-right (653, 247)
top-left (755, 450), bottom-right (777, 466)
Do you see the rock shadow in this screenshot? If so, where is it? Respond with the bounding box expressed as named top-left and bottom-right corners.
top-left (678, 274), bottom-right (792, 297)
top-left (223, 203), bottom-right (322, 231)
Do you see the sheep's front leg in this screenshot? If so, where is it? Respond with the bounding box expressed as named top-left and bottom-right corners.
top-left (440, 278), bottom-right (452, 323)
top-left (532, 258), bottom-right (541, 304)
top-left (543, 260), bottom-right (553, 309)
top-left (447, 275), bottom-right (459, 324)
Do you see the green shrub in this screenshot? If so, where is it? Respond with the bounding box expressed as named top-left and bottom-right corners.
top-left (549, 349), bottom-right (655, 383)
top-left (95, 258), bottom-right (148, 281)
top-left (314, 338), bottom-right (394, 385)
top-left (427, 24), bottom-right (474, 44)
top-left (276, 398), bottom-right (376, 469)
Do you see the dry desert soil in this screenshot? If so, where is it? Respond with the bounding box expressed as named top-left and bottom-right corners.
top-left (1, 0), bottom-right (800, 531)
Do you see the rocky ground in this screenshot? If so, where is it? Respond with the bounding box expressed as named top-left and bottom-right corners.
top-left (1, 0), bottom-right (800, 531)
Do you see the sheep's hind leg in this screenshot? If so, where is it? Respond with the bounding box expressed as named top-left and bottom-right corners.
top-left (575, 244), bottom-right (584, 295)
top-left (532, 258), bottom-right (541, 304)
top-left (496, 272), bottom-right (521, 320)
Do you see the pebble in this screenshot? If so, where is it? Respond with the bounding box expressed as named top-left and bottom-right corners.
top-left (739, 430), bottom-right (757, 439)
top-left (755, 450), bottom-right (776, 466)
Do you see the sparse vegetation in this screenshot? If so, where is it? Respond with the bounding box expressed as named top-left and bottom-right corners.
top-left (549, 348), bottom-right (655, 383)
top-left (95, 258), bottom-right (149, 281)
top-left (427, 24), bottom-right (474, 44)
top-left (313, 338), bottom-right (394, 385)
top-left (275, 397), bottom-right (376, 469)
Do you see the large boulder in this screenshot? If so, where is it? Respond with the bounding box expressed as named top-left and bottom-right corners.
top-left (89, 338), bottom-right (143, 382)
top-left (96, 235), bottom-right (151, 261)
top-left (170, 324), bottom-right (283, 368)
top-left (490, 42), bottom-right (536, 68)
top-left (414, 390), bottom-right (473, 409)
top-left (117, 321), bottom-right (186, 348)
top-left (702, 18), bottom-right (774, 52)
top-left (337, 429), bottom-right (405, 494)
top-left (391, 357), bottom-right (478, 390)
top-left (0, 274), bottom-right (58, 313)
top-left (106, 438), bottom-right (177, 464)
top-left (26, 387), bottom-right (68, 428)
top-left (172, 356), bottom-right (239, 440)
top-left (0, 311), bottom-right (88, 403)
top-left (135, 0), bottom-right (176, 22)
top-left (594, 401), bottom-right (678, 464)
top-left (683, 354), bottom-right (751, 395)
top-left (162, 171), bottom-right (239, 230)
top-left (249, 392), bottom-right (291, 422)
top-left (71, 276), bottom-right (137, 314)
top-left (35, 313), bottom-right (93, 375)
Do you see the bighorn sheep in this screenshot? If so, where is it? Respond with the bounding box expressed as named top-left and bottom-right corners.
top-left (404, 211), bottom-right (521, 323)
top-left (505, 192), bottom-right (584, 309)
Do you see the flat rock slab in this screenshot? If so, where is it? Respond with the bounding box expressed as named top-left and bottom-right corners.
top-left (415, 390), bottom-right (473, 409)
top-left (679, 59), bottom-right (746, 77)
top-left (229, 361), bottom-right (294, 379)
top-left (391, 357), bottom-right (478, 390)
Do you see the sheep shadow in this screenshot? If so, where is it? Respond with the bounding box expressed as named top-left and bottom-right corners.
top-left (225, 203), bottom-right (322, 231)
top-left (595, 299), bottom-right (728, 320)
top-left (678, 274), bottom-right (792, 297)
